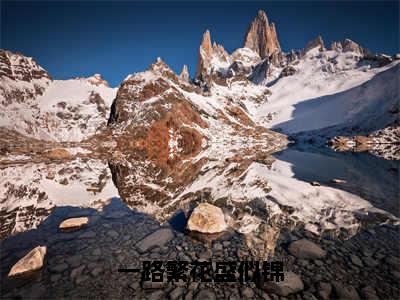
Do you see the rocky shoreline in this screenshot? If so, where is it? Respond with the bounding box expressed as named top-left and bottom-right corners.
top-left (1, 200), bottom-right (398, 299)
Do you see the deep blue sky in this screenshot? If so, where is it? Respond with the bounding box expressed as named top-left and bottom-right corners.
top-left (1, 1), bottom-right (398, 87)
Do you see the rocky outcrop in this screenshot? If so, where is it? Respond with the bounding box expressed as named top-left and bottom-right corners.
top-left (195, 30), bottom-right (213, 81)
top-left (187, 203), bottom-right (228, 234)
top-left (195, 30), bottom-right (231, 85)
top-left (248, 59), bottom-right (270, 84)
top-left (8, 246), bottom-right (46, 276)
top-left (302, 35), bottom-right (325, 55)
top-left (243, 10), bottom-right (281, 59)
top-left (330, 39), bottom-right (366, 55)
top-left (329, 123), bottom-right (400, 160)
top-left (0, 50), bottom-right (51, 107)
top-left (0, 50), bottom-right (51, 82)
top-left (108, 58), bottom-right (206, 166)
top-left (85, 74), bottom-right (109, 87)
top-left (179, 64), bottom-right (190, 82)
top-left (279, 65), bottom-right (297, 78)
top-left (330, 39), bottom-right (393, 67)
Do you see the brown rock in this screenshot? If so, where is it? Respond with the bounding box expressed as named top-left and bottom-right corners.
top-left (187, 203), bottom-right (228, 234)
top-left (243, 10), bottom-right (281, 58)
top-left (195, 30), bottom-right (213, 81)
top-left (288, 239), bottom-right (326, 259)
top-left (59, 217), bottom-right (89, 230)
top-left (8, 246), bottom-right (47, 277)
top-left (44, 148), bottom-right (72, 160)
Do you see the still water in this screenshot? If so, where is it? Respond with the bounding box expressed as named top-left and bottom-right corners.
top-left (0, 144), bottom-right (398, 298)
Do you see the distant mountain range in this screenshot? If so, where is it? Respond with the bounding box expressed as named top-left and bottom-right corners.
top-left (0, 10), bottom-right (398, 154)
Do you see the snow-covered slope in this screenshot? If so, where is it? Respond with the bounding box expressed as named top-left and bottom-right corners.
top-left (0, 50), bottom-right (117, 142)
top-left (253, 47), bottom-right (399, 134)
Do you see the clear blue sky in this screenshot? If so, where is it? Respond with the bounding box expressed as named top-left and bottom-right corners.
top-left (1, 1), bottom-right (398, 87)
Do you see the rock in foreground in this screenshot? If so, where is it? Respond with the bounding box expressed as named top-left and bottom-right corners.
top-left (59, 217), bottom-right (89, 230)
top-left (136, 228), bottom-right (174, 253)
top-left (8, 246), bottom-right (47, 277)
top-left (288, 239), bottom-right (326, 259)
top-left (262, 272), bottom-right (304, 296)
top-left (187, 203), bottom-right (228, 234)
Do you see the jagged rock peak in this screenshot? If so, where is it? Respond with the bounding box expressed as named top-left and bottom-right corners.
top-left (195, 30), bottom-right (214, 80)
top-left (180, 64), bottom-right (190, 82)
top-left (302, 35), bottom-right (325, 55)
top-left (150, 56), bottom-right (172, 71)
top-left (147, 57), bottom-right (179, 81)
top-left (243, 10), bottom-right (281, 58)
top-left (0, 49), bottom-right (51, 82)
top-left (330, 39), bottom-right (364, 54)
top-left (195, 29), bottom-right (231, 81)
top-left (200, 30), bottom-right (213, 57)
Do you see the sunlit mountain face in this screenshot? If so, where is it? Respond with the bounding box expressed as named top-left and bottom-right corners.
top-left (1, 6), bottom-right (399, 300)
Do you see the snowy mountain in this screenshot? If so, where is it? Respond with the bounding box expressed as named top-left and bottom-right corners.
top-left (0, 9), bottom-right (398, 149)
top-left (0, 50), bottom-right (117, 142)
top-left (0, 9), bottom-right (398, 247)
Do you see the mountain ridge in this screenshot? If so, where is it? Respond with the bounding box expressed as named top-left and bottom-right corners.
top-left (0, 10), bottom-right (398, 154)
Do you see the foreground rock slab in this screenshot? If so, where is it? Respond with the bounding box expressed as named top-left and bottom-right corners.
top-left (59, 217), bottom-right (89, 230)
top-left (187, 203), bottom-right (228, 234)
top-left (8, 246), bottom-right (47, 277)
top-left (288, 239), bottom-right (326, 259)
top-left (136, 228), bottom-right (174, 253)
top-left (262, 272), bottom-right (304, 296)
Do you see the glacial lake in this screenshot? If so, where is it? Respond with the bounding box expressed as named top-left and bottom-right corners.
top-left (0, 144), bottom-right (398, 298)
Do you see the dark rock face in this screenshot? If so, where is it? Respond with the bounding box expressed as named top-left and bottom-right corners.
top-left (279, 65), bottom-right (297, 78)
top-left (248, 59), bottom-right (270, 84)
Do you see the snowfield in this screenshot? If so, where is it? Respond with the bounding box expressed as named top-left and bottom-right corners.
top-left (0, 73), bottom-right (117, 142)
top-left (254, 48), bottom-right (399, 134)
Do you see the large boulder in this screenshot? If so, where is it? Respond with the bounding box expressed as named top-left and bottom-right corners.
top-left (187, 203), bottom-right (228, 234)
top-left (288, 239), bottom-right (326, 259)
top-left (262, 272), bottom-right (304, 296)
top-left (8, 246), bottom-right (47, 277)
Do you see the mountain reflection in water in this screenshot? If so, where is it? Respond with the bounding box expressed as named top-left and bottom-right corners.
top-left (0, 144), bottom-right (398, 257)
